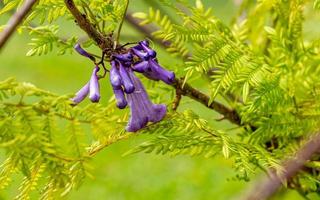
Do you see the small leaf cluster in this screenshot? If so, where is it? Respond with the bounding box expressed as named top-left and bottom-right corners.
top-left (0, 78), bottom-right (127, 199)
top-left (133, 0), bottom-right (320, 195)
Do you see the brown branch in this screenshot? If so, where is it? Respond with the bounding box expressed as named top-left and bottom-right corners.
top-left (64, 0), bottom-right (112, 51)
top-left (244, 133), bottom-right (320, 200)
top-left (173, 78), bottom-right (241, 125)
top-left (64, 0), bottom-right (242, 126)
top-left (0, 0), bottom-right (38, 51)
top-left (172, 86), bottom-right (182, 111)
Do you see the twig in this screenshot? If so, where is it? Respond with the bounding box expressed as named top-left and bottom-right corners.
top-left (88, 133), bottom-right (134, 156)
top-left (172, 87), bottom-right (182, 111)
top-left (115, 0), bottom-right (129, 45)
top-left (244, 133), bottom-right (320, 200)
top-left (64, 0), bottom-right (112, 51)
top-left (64, 0), bottom-right (243, 126)
top-left (172, 78), bottom-right (241, 125)
top-left (0, 0), bottom-right (38, 51)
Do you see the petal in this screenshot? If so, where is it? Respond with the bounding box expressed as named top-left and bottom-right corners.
top-left (89, 66), bottom-right (100, 102)
top-left (143, 59), bottom-right (175, 84)
top-left (125, 68), bottom-right (167, 132)
top-left (113, 87), bottom-right (127, 109)
top-left (131, 47), bottom-right (149, 60)
top-left (140, 40), bottom-right (149, 47)
top-left (118, 61), bottom-right (135, 94)
top-left (132, 60), bottom-right (150, 73)
top-left (139, 41), bottom-right (157, 58)
top-left (113, 52), bottom-right (133, 62)
top-left (110, 60), bottom-right (122, 89)
top-left (71, 82), bottom-right (89, 104)
top-left (150, 104), bottom-right (166, 122)
top-left (74, 43), bottom-right (96, 61)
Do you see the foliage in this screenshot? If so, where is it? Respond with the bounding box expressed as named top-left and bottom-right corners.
top-left (1, 0), bottom-right (320, 199)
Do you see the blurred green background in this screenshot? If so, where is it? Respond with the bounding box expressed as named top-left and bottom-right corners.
top-left (0, 0), bottom-right (317, 199)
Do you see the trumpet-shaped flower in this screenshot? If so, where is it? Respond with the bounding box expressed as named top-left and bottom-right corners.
top-left (125, 68), bottom-right (166, 132)
top-left (71, 66), bottom-right (101, 104)
top-left (74, 44), bottom-right (96, 62)
top-left (89, 66), bottom-right (101, 102)
top-left (117, 60), bottom-right (135, 94)
top-left (71, 82), bottom-right (89, 104)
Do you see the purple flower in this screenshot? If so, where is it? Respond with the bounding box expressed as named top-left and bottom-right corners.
top-left (139, 41), bottom-right (157, 58)
top-left (140, 40), bottom-right (149, 46)
top-left (130, 41), bottom-right (175, 85)
top-left (74, 44), bottom-right (96, 62)
top-left (89, 66), bottom-right (100, 102)
top-left (71, 82), bottom-right (89, 104)
top-left (131, 46), bottom-right (149, 60)
top-left (144, 59), bottom-right (175, 84)
top-left (131, 60), bottom-right (150, 72)
top-left (110, 61), bottom-right (127, 109)
top-left (117, 60), bottom-right (135, 94)
top-left (110, 60), bottom-right (122, 89)
top-left (72, 40), bottom-right (173, 132)
top-left (113, 87), bottom-right (127, 109)
top-left (125, 68), bottom-right (166, 132)
top-left (132, 58), bottom-right (175, 84)
top-left (112, 52), bottom-right (133, 63)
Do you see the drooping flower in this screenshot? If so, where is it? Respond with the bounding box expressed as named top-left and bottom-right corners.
top-left (72, 40), bottom-right (174, 132)
top-left (112, 52), bottom-right (133, 63)
top-left (117, 60), bottom-right (135, 94)
top-left (110, 60), bottom-right (122, 89)
top-left (71, 66), bottom-right (101, 104)
top-left (71, 82), bottom-right (89, 104)
top-left (125, 68), bottom-right (166, 132)
top-left (110, 60), bottom-right (127, 109)
top-left (143, 59), bottom-right (175, 84)
top-left (113, 87), bottom-right (127, 109)
top-left (130, 41), bottom-right (175, 84)
top-left (74, 44), bottom-right (96, 62)
top-left (131, 46), bottom-right (149, 60)
top-left (138, 41), bottom-right (157, 58)
top-left (89, 66), bottom-right (100, 102)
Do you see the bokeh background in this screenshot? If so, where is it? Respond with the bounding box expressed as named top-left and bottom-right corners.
top-left (1, 0), bottom-right (320, 199)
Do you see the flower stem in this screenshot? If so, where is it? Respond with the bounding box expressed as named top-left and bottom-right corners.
top-left (115, 0), bottom-right (130, 48)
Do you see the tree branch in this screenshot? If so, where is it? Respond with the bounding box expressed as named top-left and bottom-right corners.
top-left (64, 0), bottom-right (242, 126)
top-left (0, 0), bottom-right (38, 51)
top-left (64, 0), bottom-right (112, 51)
top-left (173, 78), bottom-right (241, 125)
top-left (244, 133), bottom-right (320, 200)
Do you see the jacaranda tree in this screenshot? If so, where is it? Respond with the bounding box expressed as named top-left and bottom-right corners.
top-left (0, 0), bottom-right (320, 199)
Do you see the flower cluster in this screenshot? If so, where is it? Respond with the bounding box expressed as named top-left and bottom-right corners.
top-left (72, 41), bottom-right (175, 132)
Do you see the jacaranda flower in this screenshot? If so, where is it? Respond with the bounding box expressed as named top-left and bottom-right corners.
top-left (131, 46), bottom-right (149, 60)
top-left (110, 60), bottom-right (127, 109)
top-left (89, 66), bottom-right (100, 102)
top-left (143, 59), bottom-right (175, 84)
top-left (130, 41), bottom-right (175, 84)
top-left (74, 44), bottom-right (96, 62)
top-left (125, 67), bottom-right (166, 132)
top-left (117, 60), bottom-right (135, 94)
top-left (112, 52), bottom-right (133, 63)
top-left (113, 87), bottom-right (127, 109)
top-left (138, 41), bottom-right (157, 58)
top-left (72, 66), bottom-right (101, 104)
top-left (72, 40), bottom-right (174, 132)
top-left (72, 82), bottom-right (89, 104)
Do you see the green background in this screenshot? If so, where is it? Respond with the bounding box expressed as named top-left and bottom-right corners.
top-left (1, 0), bottom-right (319, 199)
